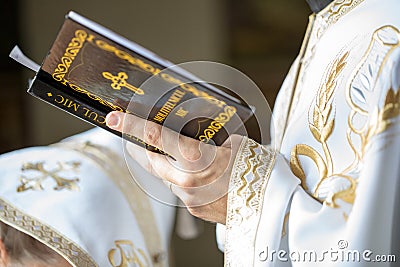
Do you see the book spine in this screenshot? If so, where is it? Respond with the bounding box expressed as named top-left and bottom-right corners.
top-left (28, 74), bottom-right (172, 158)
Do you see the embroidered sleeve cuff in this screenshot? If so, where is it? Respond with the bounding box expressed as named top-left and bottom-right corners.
top-left (224, 137), bottom-right (276, 266)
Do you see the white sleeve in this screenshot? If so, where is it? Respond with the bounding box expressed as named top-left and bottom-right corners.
top-left (222, 46), bottom-right (400, 267)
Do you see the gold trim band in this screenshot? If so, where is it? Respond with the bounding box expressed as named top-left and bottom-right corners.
top-left (224, 137), bottom-right (276, 266)
top-left (0, 198), bottom-right (97, 267)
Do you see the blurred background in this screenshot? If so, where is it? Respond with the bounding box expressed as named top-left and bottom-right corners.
top-left (1, 0), bottom-right (310, 266)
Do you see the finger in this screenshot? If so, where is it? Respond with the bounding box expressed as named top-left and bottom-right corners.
top-left (134, 144), bottom-right (230, 208)
top-left (125, 142), bottom-right (154, 175)
top-left (126, 141), bottom-right (177, 180)
top-left (106, 111), bottom-right (203, 162)
top-left (145, 148), bottom-right (175, 179)
top-left (126, 142), bottom-right (188, 204)
top-left (106, 111), bottom-right (176, 155)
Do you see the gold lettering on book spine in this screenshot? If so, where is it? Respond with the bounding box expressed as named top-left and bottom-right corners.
top-left (153, 89), bottom-right (186, 123)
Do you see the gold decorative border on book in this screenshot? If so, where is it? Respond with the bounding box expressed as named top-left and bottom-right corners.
top-left (51, 29), bottom-right (123, 112)
top-left (198, 105), bottom-right (237, 143)
top-left (51, 26), bottom-right (241, 137)
top-left (59, 78), bottom-right (124, 111)
top-left (90, 37), bottom-right (231, 110)
top-left (87, 35), bottom-right (241, 142)
top-left (0, 198), bottom-right (97, 267)
top-left (52, 30), bottom-right (87, 82)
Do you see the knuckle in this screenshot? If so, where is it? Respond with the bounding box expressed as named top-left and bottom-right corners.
top-left (144, 125), bottom-right (161, 147)
top-left (187, 206), bottom-right (202, 218)
top-left (179, 174), bottom-right (197, 188)
top-left (183, 149), bottom-right (201, 162)
top-left (230, 134), bottom-right (243, 143)
top-left (179, 137), bottom-right (201, 161)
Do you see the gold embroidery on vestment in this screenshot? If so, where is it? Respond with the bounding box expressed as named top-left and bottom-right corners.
top-left (17, 161), bottom-right (80, 192)
top-left (225, 137), bottom-right (276, 266)
top-left (108, 240), bottom-right (150, 267)
top-left (344, 25), bottom-right (400, 174)
top-left (290, 25), bottom-right (400, 208)
top-left (53, 141), bottom-right (165, 267)
top-left (282, 213), bottom-right (290, 237)
top-left (0, 198), bottom-right (97, 267)
top-left (290, 51), bottom-right (349, 207)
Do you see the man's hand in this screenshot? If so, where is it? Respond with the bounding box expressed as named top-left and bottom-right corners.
top-left (106, 111), bottom-right (243, 224)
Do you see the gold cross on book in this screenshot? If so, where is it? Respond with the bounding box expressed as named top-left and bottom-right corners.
top-left (102, 71), bottom-right (144, 95)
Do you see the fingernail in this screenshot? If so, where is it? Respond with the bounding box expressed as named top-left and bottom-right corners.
top-left (106, 112), bottom-right (120, 128)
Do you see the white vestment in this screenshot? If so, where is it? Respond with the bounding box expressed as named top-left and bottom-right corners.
top-left (218, 0), bottom-right (400, 266)
top-left (0, 128), bottom-right (177, 267)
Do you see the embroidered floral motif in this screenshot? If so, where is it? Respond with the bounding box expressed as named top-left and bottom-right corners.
top-left (290, 25), bottom-right (400, 208)
top-left (344, 26), bottom-right (400, 181)
top-left (17, 161), bottom-right (80, 192)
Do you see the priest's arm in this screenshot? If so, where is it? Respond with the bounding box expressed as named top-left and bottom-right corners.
top-left (219, 43), bottom-right (400, 266)
top-left (106, 41), bottom-right (400, 267)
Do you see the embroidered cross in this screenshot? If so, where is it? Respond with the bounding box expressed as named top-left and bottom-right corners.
top-left (102, 71), bottom-right (144, 95)
top-left (17, 161), bottom-right (80, 192)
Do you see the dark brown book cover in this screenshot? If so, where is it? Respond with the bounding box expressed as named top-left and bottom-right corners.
top-left (28, 11), bottom-right (253, 154)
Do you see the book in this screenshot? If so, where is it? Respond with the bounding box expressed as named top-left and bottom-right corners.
top-left (12, 11), bottom-right (253, 156)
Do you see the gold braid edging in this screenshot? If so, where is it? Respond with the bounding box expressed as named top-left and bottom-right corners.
top-left (0, 198), bottom-right (97, 267)
top-left (54, 141), bottom-right (165, 267)
top-left (224, 137), bottom-right (276, 267)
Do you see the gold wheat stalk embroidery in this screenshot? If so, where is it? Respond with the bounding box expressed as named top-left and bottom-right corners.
top-left (313, 52), bottom-right (349, 190)
top-left (366, 88), bottom-right (400, 143)
top-left (291, 25), bottom-right (400, 208)
top-left (290, 52), bottom-right (349, 206)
